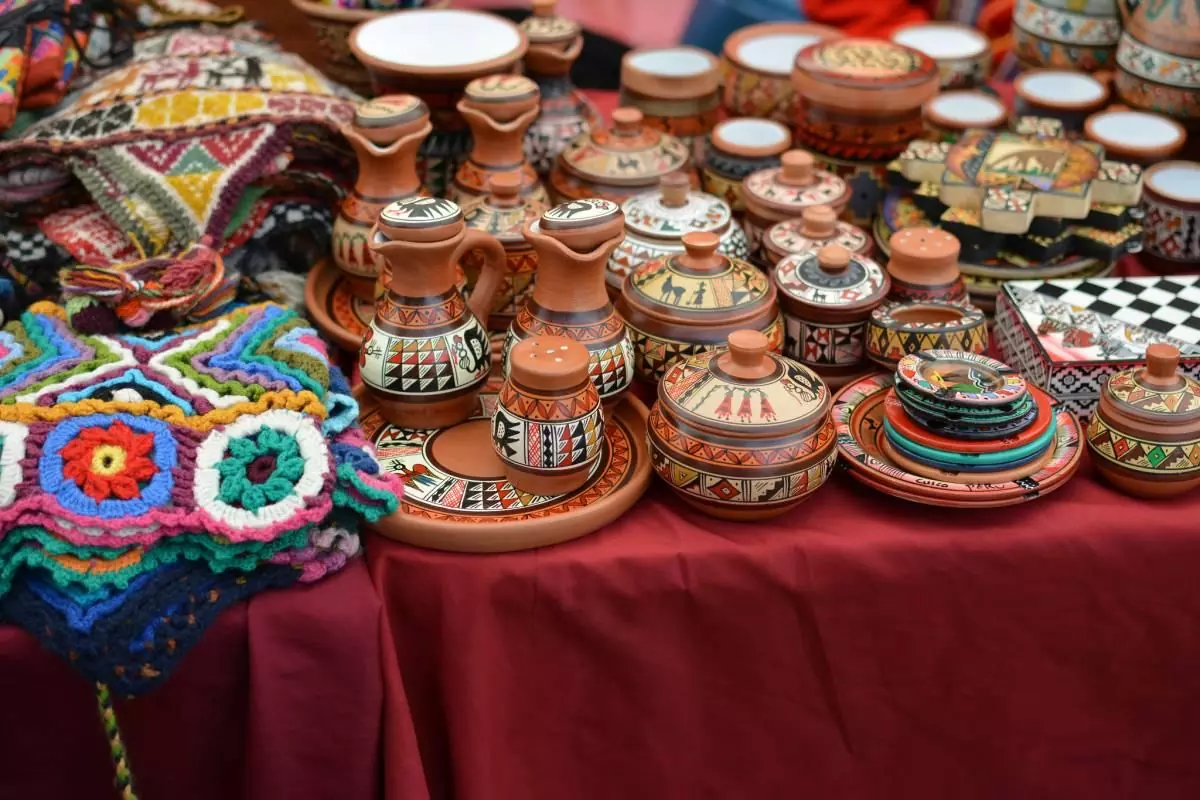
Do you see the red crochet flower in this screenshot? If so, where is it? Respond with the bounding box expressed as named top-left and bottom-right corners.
top-left (61, 421), bottom-right (157, 501)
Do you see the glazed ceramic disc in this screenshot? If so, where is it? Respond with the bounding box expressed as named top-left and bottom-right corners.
top-left (895, 381), bottom-right (1034, 422)
top-left (896, 350), bottom-right (1027, 408)
top-left (883, 386), bottom-right (1055, 453)
top-left (883, 415), bottom-right (1056, 466)
top-left (880, 434), bottom-right (1056, 484)
top-left (305, 260), bottom-right (370, 353)
top-left (352, 9), bottom-right (526, 73)
top-left (897, 395), bottom-right (1040, 440)
top-left (883, 424), bottom-right (1053, 471)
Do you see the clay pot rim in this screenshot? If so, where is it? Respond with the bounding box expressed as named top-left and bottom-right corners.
top-left (349, 9), bottom-right (528, 80)
top-left (1143, 161), bottom-right (1200, 208)
top-left (621, 46), bottom-right (720, 101)
top-left (711, 118), bottom-right (793, 159)
top-left (923, 90), bottom-right (1008, 130)
top-left (1013, 68), bottom-right (1109, 111)
top-left (870, 300), bottom-right (986, 333)
top-left (1084, 108), bottom-right (1187, 162)
top-left (723, 21), bottom-right (843, 76)
top-left (762, 216), bottom-right (872, 264)
top-left (890, 21), bottom-right (991, 60)
top-left (292, 0), bottom-right (396, 23)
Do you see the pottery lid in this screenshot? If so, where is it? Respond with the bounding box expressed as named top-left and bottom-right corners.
top-left (891, 22), bottom-right (989, 60)
top-left (923, 90), bottom-right (1007, 130)
top-left (1014, 70), bottom-right (1107, 110)
top-left (1144, 161), bottom-right (1200, 205)
top-left (658, 329), bottom-right (831, 438)
top-left (723, 21), bottom-right (842, 76)
top-left (509, 335), bottom-right (590, 392)
top-left (774, 245), bottom-right (889, 318)
top-left (534, 198), bottom-right (625, 250)
top-left (1104, 344), bottom-right (1200, 423)
top-left (896, 350), bottom-right (1027, 408)
top-left (621, 46), bottom-right (720, 99)
top-left (792, 37), bottom-right (939, 113)
top-left (889, 226), bottom-right (960, 270)
top-left (764, 206), bottom-right (871, 260)
top-left (742, 150), bottom-right (850, 216)
top-left (1085, 110), bottom-right (1187, 162)
top-left (354, 94), bottom-right (428, 129)
top-left (464, 74), bottom-right (539, 105)
top-left (711, 118), bottom-right (792, 159)
top-left (376, 196), bottom-right (463, 242)
top-left (520, 0), bottom-right (579, 45)
top-left (558, 107), bottom-right (691, 187)
top-left (622, 173), bottom-right (732, 241)
top-left (351, 9), bottom-right (527, 77)
top-left (463, 172), bottom-right (546, 244)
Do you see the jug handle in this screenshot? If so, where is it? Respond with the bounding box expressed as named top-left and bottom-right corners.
top-left (454, 230), bottom-right (507, 325)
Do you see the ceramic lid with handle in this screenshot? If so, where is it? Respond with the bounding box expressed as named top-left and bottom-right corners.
top-left (658, 329), bottom-right (831, 439)
top-left (1103, 344), bottom-right (1200, 426)
top-left (559, 108), bottom-right (691, 187)
top-left (791, 37), bottom-right (940, 112)
top-left (622, 173), bottom-right (732, 242)
top-left (742, 150), bottom-right (850, 218)
top-left (463, 172), bottom-right (547, 245)
top-left (763, 206), bottom-right (872, 262)
top-left (774, 244), bottom-right (889, 323)
top-left (520, 0), bottom-right (579, 45)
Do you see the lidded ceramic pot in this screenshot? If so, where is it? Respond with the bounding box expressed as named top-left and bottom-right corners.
top-left (619, 46), bottom-right (721, 152)
top-left (1083, 107), bottom-right (1187, 165)
top-left (791, 37), bottom-right (940, 162)
top-left (493, 335), bottom-right (604, 495)
top-left (761, 205), bottom-right (873, 267)
top-left (618, 232), bottom-right (783, 384)
top-left (608, 172), bottom-right (751, 298)
top-left (741, 150), bottom-right (851, 256)
top-left (864, 300), bottom-right (988, 368)
top-left (334, 95), bottom-right (432, 302)
top-left (452, 75), bottom-right (547, 206)
top-left (647, 328), bottom-right (838, 520)
top-left (720, 22), bottom-right (842, 122)
top-left (700, 117), bottom-right (791, 213)
top-left (1114, 0), bottom-right (1200, 128)
top-left (891, 22), bottom-right (992, 89)
top-left (362, 196), bottom-right (508, 429)
top-left (520, 0), bottom-right (601, 176)
top-left (1087, 343), bottom-right (1200, 498)
top-left (922, 90), bottom-right (1008, 141)
top-left (1140, 161), bottom-right (1200, 273)
top-left (461, 171), bottom-right (548, 331)
top-left (885, 227), bottom-right (968, 306)
top-left (549, 107), bottom-right (693, 205)
top-left (1013, 69), bottom-right (1110, 132)
top-left (773, 244), bottom-right (889, 386)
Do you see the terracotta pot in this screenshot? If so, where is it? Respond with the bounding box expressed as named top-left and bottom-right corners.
top-left (451, 75), bottom-right (548, 206)
top-left (922, 90), bottom-right (1008, 141)
top-left (864, 300), bottom-right (988, 369)
top-left (885, 227), bottom-right (968, 305)
top-left (1087, 343), bottom-right (1200, 497)
top-left (720, 22), bottom-right (842, 122)
top-left (791, 38), bottom-right (940, 162)
top-left (333, 95), bottom-right (432, 303)
top-left (741, 150), bottom-right (851, 257)
top-left (549, 107), bottom-right (694, 205)
top-left (891, 22), bottom-right (992, 89)
top-left (1140, 161), bottom-right (1200, 273)
top-left (1013, 69), bottom-right (1110, 132)
top-left (619, 46), bottom-right (721, 156)
top-left (1012, 0), bottom-right (1120, 71)
top-left (761, 205), bottom-right (873, 267)
top-left (700, 117), bottom-right (791, 213)
top-left (1114, 0), bottom-right (1200, 129)
top-left (361, 197), bottom-right (508, 429)
top-left (608, 172), bottom-right (750, 298)
top-left (647, 329), bottom-right (838, 520)
top-left (1084, 106), bottom-right (1188, 164)
top-left (814, 153), bottom-right (891, 229)
top-left (618, 231), bottom-right (783, 384)
top-left (503, 198), bottom-right (635, 405)
top-left (493, 335), bottom-right (604, 495)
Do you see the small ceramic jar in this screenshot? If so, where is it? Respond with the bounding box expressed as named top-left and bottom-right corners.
top-left (549, 107), bottom-right (693, 205)
top-left (1013, 69), bottom-right (1110, 132)
top-left (1114, 2), bottom-right (1200, 128)
top-left (618, 232), bottom-right (783, 383)
top-left (741, 150), bottom-right (851, 257)
top-left (1012, 0), bottom-right (1120, 72)
top-left (791, 37), bottom-right (941, 162)
top-left (864, 300), bottom-right (988, 369)
top-left (1087, 343), bottom-right (1200, 498)
top-left (619, 46), bottom-right (721, 154)
top-left (493, 335), bottom-right (604, 495)
top-left (1141, 161), bottom-right (1200, 273)
top-left (922, 90), bottom-right (1008, 141)
top-left (720, 22), bottom-right (841, 123)
top-left (774, 244), bottom-right (889, 387)
top-left (885, 227), bottom-right (968, 305)
top-left (1083, 107), bottom-right (1188, 165)
top-left (761, 205), bottom-right (873, 267)
top-left (647, 328), bottom-right (838, 520)
top-left (891, 22), bottom-right (992, 89)
top-left (608, 173), bottom-right (751, 298)
top-left (451, 75), bottom-right (547, 206)
top-left (700, 118), bottom-right (791, 214)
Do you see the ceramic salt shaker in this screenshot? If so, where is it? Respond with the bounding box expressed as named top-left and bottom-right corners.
top-left (885, 227), bottom-right (968, 306)
top-left (761, 205), bottom-right (873, 267)
top-left (741, 150), bottom-right (851, 258)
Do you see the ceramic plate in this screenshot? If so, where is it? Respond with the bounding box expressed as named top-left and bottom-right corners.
top-left (883, 415), bottom-right (1056, 467)
top-left (896, 350), bottom-right (1027, 408)
top-left (883, 386), bottom-right (1055, 454)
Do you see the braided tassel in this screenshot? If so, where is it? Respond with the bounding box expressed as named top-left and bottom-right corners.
top-left (95, 682), bottom-right (139, 800)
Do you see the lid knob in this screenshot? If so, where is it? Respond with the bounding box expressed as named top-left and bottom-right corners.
top-left (779, 150), bottom-right (815, 187)
top-left (531, 0), bottom-right (557, 16)
top-left (612, 107), bottom-right (644, 136)
top-left (659, 172), bottom-right (691, 208)
top-left (722, 330), bottom-right (774, 380)
top-left (489, 171), bottom-right (522, 208)
top-left (509, 335), bottom-right (590, 391)
top-left (1143, 343), bottom-right (1181, 388)
top-left (679, 231), bottom-right (723, 272)
top-left (817, 245), bottom-right (851, 275)
top-left (802, 205), bottom-right (837, 239)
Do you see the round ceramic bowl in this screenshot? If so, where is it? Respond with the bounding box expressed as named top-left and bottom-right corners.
top-left (922, 90), bottom-right (1008, 141)
top-left (720, 22), bottom-right (842, 122)
top-left (1115, 32), bottom-right (1200, 127)
top-left (864, 300), bottom-right (988, 369)
top-left (700, 117), bottom-right (791, 213)
top-left (1084, 106), bottom-right (1187, 164)
top-left (619, 46), bottom-right (721, 151)
top-left (1013, 69), bottom-right (1110, 131)
top-left (891, 22), bottom-right (992, 89)
top-left (1141, 161), bottom-right (1200, 272)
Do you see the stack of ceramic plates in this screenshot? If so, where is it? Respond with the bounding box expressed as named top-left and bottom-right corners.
top-left (833, 350), bottom-right (1084, 506)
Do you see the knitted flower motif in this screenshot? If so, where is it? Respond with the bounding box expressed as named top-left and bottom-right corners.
top-left (215, 428), bottom-right (306, 511)
top-left (60, 421), bottom-right (157, 501)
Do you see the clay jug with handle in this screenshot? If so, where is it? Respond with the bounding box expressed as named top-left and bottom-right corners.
top-left (362, 196), bottom-right (508, 429)
top-left (503, 198), bottom-right (635, 405)
top-left (1114, 0), bottom-right (1200, 128)
top-left (450, 75), bottom-right (548, 206)
top-left (334, 95), bottom-right (432, 302)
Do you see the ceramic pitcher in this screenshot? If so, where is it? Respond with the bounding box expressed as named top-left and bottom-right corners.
top-left (450, 75), bottom-right (548, 206)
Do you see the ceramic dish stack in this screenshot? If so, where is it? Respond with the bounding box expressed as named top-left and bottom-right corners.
top-left (834, 350), bottom-right (1084, 507)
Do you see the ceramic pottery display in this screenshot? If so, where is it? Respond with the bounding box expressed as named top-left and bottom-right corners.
top-left (791, 37), bottom-right (941, 162)
top-left (333, 95), bottom-right (432, 303)
top-left (617, 232), bottom-right (783, 383)
top-left (720, 21), bottom-right (841, 122)
top-left (504, 198), bottom-right (635, 404)
top-left (1083, 107), bottom-right (1188, 164)
top-left (550, 108), bottom-right (693, 205)
top-left (493, 336), bottom-right (604, 495)
top-left (451, 75), bottom-right (547, 207)
top-left (1012, 0), bottom-right (1121, 71)
top-left (1087, 344), bottom-right (1200, 497)
top-left (922, 91), bottom-right (1008, 141)
top-left (741, 150), bottom-right (851, 256)
top-left (619, 46), bottom-right (721, 152)
top-left (306, 260), bottom-right (376, 353)
top-left (1012, 69), bottom-right (1110, 131)
top-left (521, 0), bottom-right (602, 176)
top-left (1141, 161), bottom-right (1200, 272)
top-left (608, 173), bottom-right (751, 298)
top-left (461, 171), bottom-right (548, 331)
top-left (761, 205), bottom-right (873, 267)
top-left (774, 244), bottom-right (889, 386)
top-left (891, 22), bottom-right (992, 89)
top-left (814, 153), bottom-right (891, 229)
top-left (361, 196), bottom-right (508, 429)
top-left (865, 300), bottom-right (988, 368)
top-left (700, 117), bottom-right (792, 213)
top-left (884, 227), bottom-right (968, 305)
top-left (1115, 0), bottom-right (1200, 128)
top-left (647, 329), bottom-right (838, 519)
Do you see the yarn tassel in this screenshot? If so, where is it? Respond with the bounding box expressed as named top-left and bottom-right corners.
top-left (95, 682), bottom-right (139, 800)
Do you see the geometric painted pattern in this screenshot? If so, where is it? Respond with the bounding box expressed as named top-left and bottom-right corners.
top-left (493, 405), bottom-right (603, 470)
top-left (650, 445), bottom-right (838, 505)
top-left (1086, 414), bottom-right (1200, 474)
